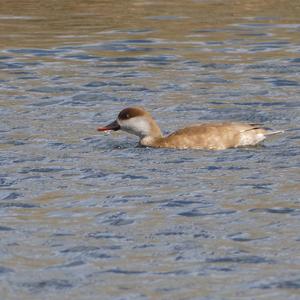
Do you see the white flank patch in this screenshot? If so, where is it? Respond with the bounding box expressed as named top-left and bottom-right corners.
top-left (240, 133), bottom-right (265, 146)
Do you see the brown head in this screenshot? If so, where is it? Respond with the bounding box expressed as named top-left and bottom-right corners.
top-left (97, 107), bottom-right (162, 139)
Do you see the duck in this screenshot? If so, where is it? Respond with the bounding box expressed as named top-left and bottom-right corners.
top-left (97, 107), bottom-right (283, 150)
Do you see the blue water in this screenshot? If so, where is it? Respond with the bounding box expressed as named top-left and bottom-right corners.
top-left (1, 2), bottom-right (300, 299)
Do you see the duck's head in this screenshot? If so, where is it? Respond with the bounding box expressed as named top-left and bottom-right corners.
top-left (97, 107), bottom-right (162, 139)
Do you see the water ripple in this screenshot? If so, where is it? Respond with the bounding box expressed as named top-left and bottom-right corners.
top-left (207, 256), bottom-right (274, 264)
top-left (1, 3), bottom-right (299, 299)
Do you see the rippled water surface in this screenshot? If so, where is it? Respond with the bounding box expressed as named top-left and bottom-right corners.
top-left (1, 0), bottom-right (300, 299)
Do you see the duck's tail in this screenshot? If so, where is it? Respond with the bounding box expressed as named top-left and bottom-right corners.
top-left (264, 130), bottom-right (284, 136)
top-left (243, 125), bottom-right (284, 136)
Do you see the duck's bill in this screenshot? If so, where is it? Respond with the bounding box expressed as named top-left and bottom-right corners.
top-left (97, 120), bottom-right (120, 132)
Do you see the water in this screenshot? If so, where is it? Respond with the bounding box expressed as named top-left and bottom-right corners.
top-left (1, 1), bottom-right (300, 299)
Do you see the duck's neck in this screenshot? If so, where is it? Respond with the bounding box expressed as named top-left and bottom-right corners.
top-left (139, 119), bottom-right (163, 147)
top-left (140, 135), bottom-right (162, 147)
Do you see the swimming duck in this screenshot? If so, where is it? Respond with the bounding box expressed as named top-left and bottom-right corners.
top-left (97, 107), bottom-right (283, 150)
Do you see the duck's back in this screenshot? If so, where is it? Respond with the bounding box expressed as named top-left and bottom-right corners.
top-left (154, 122), bottom-right (267, 150)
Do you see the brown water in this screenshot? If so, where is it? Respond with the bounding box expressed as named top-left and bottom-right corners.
top-left (1, 1), bottom-right (300, 299)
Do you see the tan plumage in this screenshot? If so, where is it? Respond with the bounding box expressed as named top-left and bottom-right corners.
top-left (97, 107), bottom-right (283, 150)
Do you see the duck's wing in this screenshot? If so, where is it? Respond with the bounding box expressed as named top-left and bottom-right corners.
top-left (162, 123), bottom-right (283, 149)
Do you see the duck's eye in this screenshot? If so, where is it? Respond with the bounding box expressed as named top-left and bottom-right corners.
top-left (119, 110), bottom-right (133, 120)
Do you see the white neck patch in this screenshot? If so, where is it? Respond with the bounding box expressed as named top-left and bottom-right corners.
top-left (118, 116), bottom-right (151, 138)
